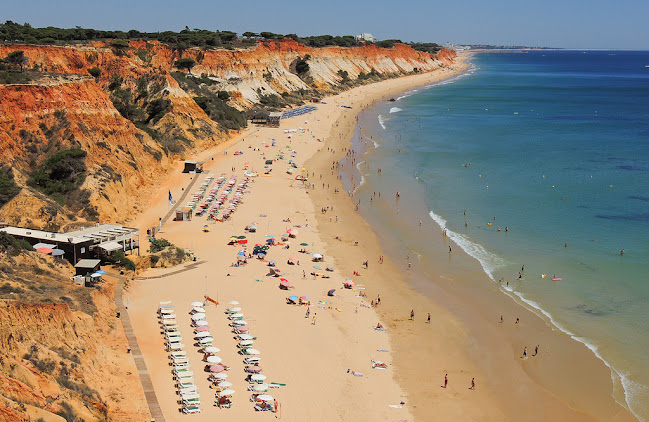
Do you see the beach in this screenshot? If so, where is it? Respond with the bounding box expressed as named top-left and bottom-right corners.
top-left (123, 53), bottom-right (637, 421)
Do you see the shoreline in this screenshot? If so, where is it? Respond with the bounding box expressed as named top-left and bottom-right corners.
top-left (123, 53), bottom-right (636, 421)
top-left (308, 53), bottom-right (638, 421)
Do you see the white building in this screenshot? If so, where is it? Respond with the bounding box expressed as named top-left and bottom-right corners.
top-left (355, 33), bottom-right (376, 43)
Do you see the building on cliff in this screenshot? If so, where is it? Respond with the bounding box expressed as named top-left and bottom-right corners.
top-left (0, 223), bottom-right (139, 265)
top-left (355, 33), bottom-right (376, 43)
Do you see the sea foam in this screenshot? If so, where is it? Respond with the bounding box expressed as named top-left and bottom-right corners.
top-left (378, 115), bottom-right (387, 130)
top-left (428, 210), bottom-right (505, 280)
top-left (389, 107), bottom-right (403, 114)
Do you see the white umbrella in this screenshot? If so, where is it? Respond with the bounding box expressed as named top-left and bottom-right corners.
top-left (191, 307), bottom-right (206, 314)
top-left (251, 383), bottom-right (269, 392)
top-left (228, 300), bottom-right (240, 305)
top-left (250, 374), bottom-right (266, 381)
top-left (203, 347), bottom-right (220, 354)
top-left (191, 313), bottom-right (206, 321)
top-left (212, 373), bottom-right (228, 380)
top-left (191, 301), bottom-right (204, 307)
top-left (195, 331), bottom-right (212, 338)
top-left (195, 320), bottom-right (208, 326)
top-left (245, 349), bottom-right (260, 355)
top-left (313, 253), bottom-right (323, 259)
top-left (237, 334), bottom-right (254, 340)
top-left (256, 394), bottom-right (273, 401)
top-left (217, 381), bottom-right (233, 388)
top-left (226, 307), bottom-right (242, 313)
top-left (206, 355), bottom-right (222, 364)
top-left (218, 389), bottom-right (235, 397)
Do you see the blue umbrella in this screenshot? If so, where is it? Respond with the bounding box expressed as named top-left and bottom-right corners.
top-left (288, 296), bottom-right (298, 300)
top-left (238, 251), bottom-right (246, 255)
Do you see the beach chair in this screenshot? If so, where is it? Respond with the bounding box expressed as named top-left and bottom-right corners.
top-left (169, 351), bottom-right (187, 360)
top-left (165, 333), bottom-right (182, 342)
top-left (164, 324), bottom-right (179, 333)
top-left (166, 342), bottom-right (184, 352)
top-left (182, 397), bottom-right (201, 407)
top-left (176, 381), bottom-right (196, 390)
top-left (161, 318), bottom-right (177, 326)
top-left (171, 359), bottom-right (190, 368)
top-left (182, 405), bottom-right (201, 414)
top-left (243, 357), bottom-right (261, 365)
top-left (178, 387), bottom-right (197, 396)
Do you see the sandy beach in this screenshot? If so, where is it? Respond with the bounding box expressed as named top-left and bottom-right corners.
top-left (123, 54), bottom-right (637, 422)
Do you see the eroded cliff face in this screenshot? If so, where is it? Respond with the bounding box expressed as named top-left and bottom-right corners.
top-left (0, 252), bottom-right (149, 421)
top-left (0, 41), bottom-right (454, 228)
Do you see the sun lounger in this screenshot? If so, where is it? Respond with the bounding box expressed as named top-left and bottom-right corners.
top-left (161, 318), bottom-right (177, 326)
top-left (159, 307), bottom-right (175, 315)
top-left (169, 351), bottom-right (187, 359)
top-left (164, 324), bottom-right (179, 332)
top-left (176, 381), bottom-right (196, 390)
top-left (160, 313), bottom-right (176, 320)
top-left (171, 359), bottom-right (190, 368)
top-left (243, 357), bottom-right (261, 365)
top-left (182, 397), bottom-right (201, 406)
top-left (165, 334), bottom-right (182, 341)
top-left (182, 405), bottom-right (200, 414)
top-left (178, 387), bottom-right (197, 396)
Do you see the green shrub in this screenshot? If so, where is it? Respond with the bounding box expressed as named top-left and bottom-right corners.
top-left (0, 165), bottom-right (21, 206)
top-left (149, 238), bottom-right (172, 253)
top-left (87, 67), bottom-right (101, 78)
top-left (28, 148), bottom-right (87, 201)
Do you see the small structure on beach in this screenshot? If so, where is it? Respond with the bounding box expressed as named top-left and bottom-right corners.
top-left (176, 207), bottom-right (193, 222)
top-left (74, 259), bottom-right (101, 276)
top-left (250, 110), bottom-right (270, 125)
top-left (267, 112), bottom-right (282, 127)
top-left (183, 160), bottom-right (203, 173)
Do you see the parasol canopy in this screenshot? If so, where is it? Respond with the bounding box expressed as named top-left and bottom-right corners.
top-left (212, 373), bottom-right (228, 380)
top-left (288, 296), bottom-right (298, 300)
top-left (209, 364), bottom-right (226, 373)
top-left (206, 355), bottom-right (222, 364)
top-left (250, 374), bottom-right (266, 381)
top-left (36, 247), bottom-right (53, 254)
top-left (228, 300), bottom-right (240, 305)
top-left (195, 320), bottom-right (208, 326)
top-left (191, 301), bottom-right (204, 307)
top-left (256, 394), bottom-right (274, 402)
top-left (245, 348), bottom-right (260, 355)
top-left (217, 389), bottom-right (235, 397)
top-left (203, 346), bottom-right (220, 354)
top-left (251, 383), bottom-right (269, 392)
top-left (191, 313), bottom-right (206, 321)
top-left (327, 289), bottom-right (336, 296)
top-left (195, 326), bottom-right (209, 332)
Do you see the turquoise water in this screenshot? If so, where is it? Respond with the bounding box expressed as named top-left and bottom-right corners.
top-left (346, 51), bottom-right (649, 420)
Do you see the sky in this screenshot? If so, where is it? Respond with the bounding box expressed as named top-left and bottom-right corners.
top-left (4, 0), bottom-right (649, 49)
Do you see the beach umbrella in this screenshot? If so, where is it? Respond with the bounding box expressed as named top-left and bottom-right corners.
top-left (238, 334), bottom-right (254, 340)
top-left (212, 373), bottom-right (228, 380)
top-left (300, 296), bottom-right (309, 301)
top-left (51, 249), bottom-right (65, 256)
top-left (279, 280), bottom-right (291, 288)
top-left (36, 247), bottom-right (53, 254)
top-left (235, 326), bottom-right (249, 333)
top-left (245, 349), bottom-right (261, 355)
top-left (313, 266), bottom-right (322, 270)
top-left (237, 236), bottom-right (247, 239)
top-left (288, 296), bottom-right (298, 300)
top-left (191, 301), bottom-right (204, 307)
top-left (228, 301), bottom-right (240, 305)
top-left (195, 326), bottom-right (209, 332)
top-left (250, 374), bottom-right (266, 381)
top-left (96, 270), bottom-right (106, 275)
top-left (237, 251), bottom-right (246, 256)
top-left (209, 364), bottom-right (226, 373)
top-left (90, 272), bottom-right (102, 278)
top-left (195, 331), bottom-right (212, 338)
top-left (251, 384), bottom-right (269, 392)
top-left (227, 307), bottom-right (242, 313)
top-left (313, 253), bottom-right (323, 259)
top-left (327, 289), bottom-right (336, 296)
top-left (288, 256), bottom-right (297, 262)
top-left (191, 313), bottom-right (206, 321)
top-left (195, 320), bottom-right (208, 326)
top-left (203, 346), bottom-right (220, 354)
top-left (266, 238), bottom-right (274, 244)
top-left (256, 394), bottom-right (274, 402)
top-left (300, 243), bottom-right (309, 246)
top-left (191, 307), bottom-right (206, 314)
top-left (206, 355), bottom-right (222, 364)
top-left (268, 260), bottom-right (276, 266)
top-left (217, 389), bottom-right (235, 397)
top-left (246, 365), bottom-right (263, 373)
top-left (326, 264), bottom-right (335, 271)
top-left (217, 381), bottom-right (233, 388)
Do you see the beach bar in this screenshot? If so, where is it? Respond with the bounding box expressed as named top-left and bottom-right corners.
top-left (0, 223), bottom-right (140, 265)
top-left (176, 207), bottom-right (193, 222)
top-left (183, 160), bottom-right (203, 173)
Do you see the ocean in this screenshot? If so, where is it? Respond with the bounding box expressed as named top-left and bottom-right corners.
top-left (341, 50), bottom-right (649, 420)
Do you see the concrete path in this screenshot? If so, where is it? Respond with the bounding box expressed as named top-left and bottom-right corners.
top-left (113, 274), bottom-right (166, 422)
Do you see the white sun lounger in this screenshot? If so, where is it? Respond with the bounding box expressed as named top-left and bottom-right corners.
top-left (166, 342), bottom-right (185, 351)
top-left (161, 318), bottom-right (177, 326)
top-left (165, 333), bottom-right (183, 341)
top-left (171, 359), bottom-right (190, 367)
top-left (176, 380), bottom-right (195, 389)
top-left (182, 406), bottom-right (200, 414)
top-left (160, 313), bottom-right (176, 320)
top-left (178, 387), bottom-right (197, 396)
top-left (169, 351), bottom-right (187, 359)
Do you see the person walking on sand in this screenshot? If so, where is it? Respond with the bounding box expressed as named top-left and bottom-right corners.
top-left (444, 374), bottom-right (448, 388)
top-left (534, 345), bottom-right (539, 356)
top-left (427, 313), bottom-right (431, 324)
top-left (470, 378), bottom-right (475, 390)
top-left (312, 313), bottom-right (317, 325)
top-left (305, 307), bottom-right (310, 318)
top-left (410, 309), bottom-right (415, 320)
top-left (500, 315), bottom-right (503, 323)
top-left (522, 347), bottom-right (527, 359)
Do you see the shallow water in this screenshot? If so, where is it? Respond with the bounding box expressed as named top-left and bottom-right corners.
top-left (342, 51), bottom-right (649, 421)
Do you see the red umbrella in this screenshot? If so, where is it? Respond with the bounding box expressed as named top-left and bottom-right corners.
top-left (195, 326), bottom-right (209, 332)
top-left (279, 280), bottom-right (292, 289)
top-left (36, 247), bottom-right (53, 254)
top-left (209, 364), bottom-right (226, 373)
top-left (235, 326), bottom-right (249, 333)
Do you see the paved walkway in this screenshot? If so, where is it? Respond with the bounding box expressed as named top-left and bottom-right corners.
top-left (113, 274), bottom-right (166, 422)
top-left (133, 260), bottom-right (205, 280)
top-left (160, 173), bottom-right (202, 230)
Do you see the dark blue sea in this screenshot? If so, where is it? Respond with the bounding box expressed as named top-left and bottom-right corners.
top-left (346, 50), bottom-right (649, 420)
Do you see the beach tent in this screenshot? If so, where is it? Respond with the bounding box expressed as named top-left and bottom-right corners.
top-left (327, 289), bottom-right (336, 296)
